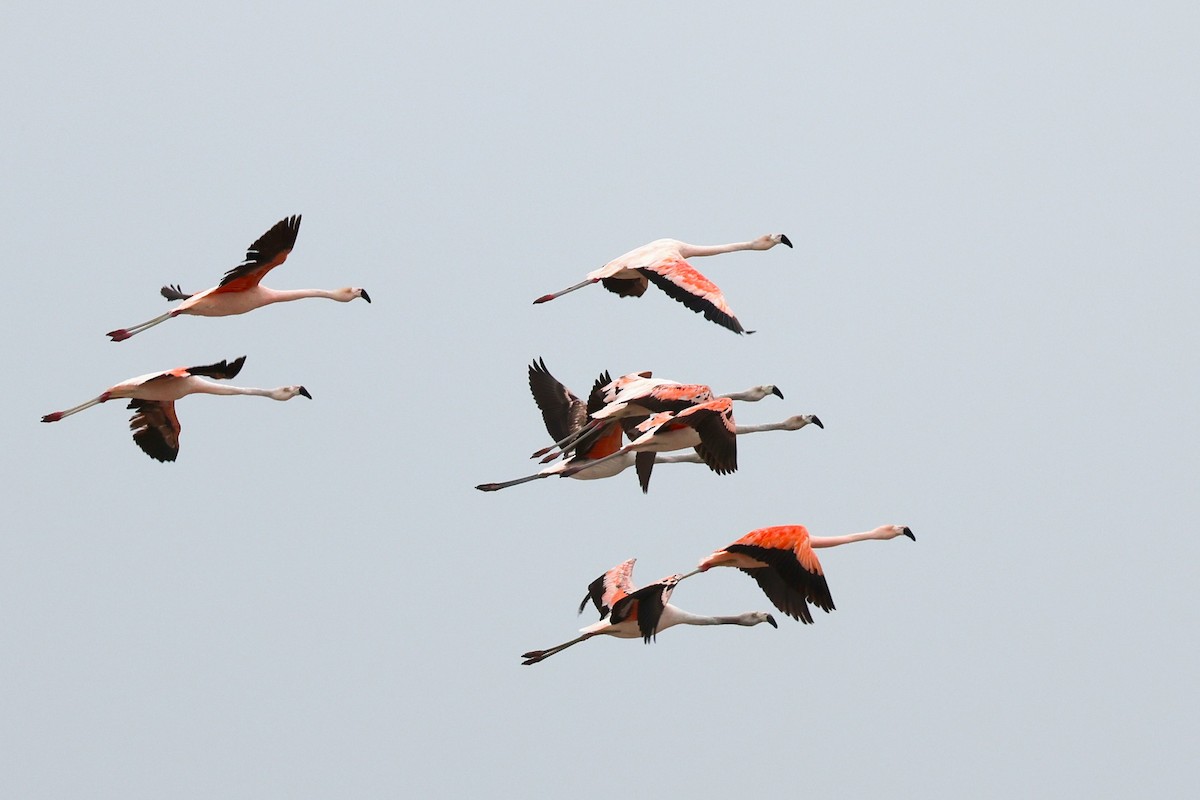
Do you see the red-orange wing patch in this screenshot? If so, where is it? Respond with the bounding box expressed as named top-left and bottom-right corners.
top-left (579, 558), bottom-right (637, 617)
top-left (735, 525), bottom-right (820, 573)
top-left (214, 215), bottom-right (301, 294)
top-left (638, 257), bottom-right (745, 334)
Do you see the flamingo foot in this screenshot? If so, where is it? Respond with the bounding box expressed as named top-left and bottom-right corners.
top-left (532, 294), bottom-right (555, 304)
top-left (41, 412), bottom-right (63, 423)
top-left (107, 329), bottom-right (132, 342)
top-left (475, 483), bottom-right (501, 492)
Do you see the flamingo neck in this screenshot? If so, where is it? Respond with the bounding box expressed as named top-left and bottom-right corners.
top-left (660, 606), bottom-right (749, 628)
top-left (262, 288), bottom-right (341, 304)
top-left (809, 529), bottom-right (887, 549)
top-left (677, 240), bottom-right (760, 259)
top-left (188, 380), bottom-right (275, 398)
top-left (734, 421), bottom-right (791, 434)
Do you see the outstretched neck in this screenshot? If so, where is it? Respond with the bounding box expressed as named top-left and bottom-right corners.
top-left (262, 287), bottom-right (341, 304)
top-left (677, 240), bottom-right (760, 259)
top-left (668, 607), bottom-right (757, 627)
top-left (189, 380), bottom-right (275, 398)
top-left (810, 529), bottom-right (887, 549)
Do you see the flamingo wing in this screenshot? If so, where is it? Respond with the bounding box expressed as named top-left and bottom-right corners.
top-left (611, 580), bottom-right (674, 642)
top-left (527, 358), bottom-right (585, 443)
top-left (579, 558), bottom-right (637, 617)
top-left (160, 284), bottom-right (192, 301)
top-left (214, 215), bottom-right (301, 293)
top-left (681, 399), bottom-right (737, 474)
top-left (183, 356), bottom-right (247, 381)
top-left (637, 258), bottom-right (745, 334)
top-left (634, 451), bottom-right (656, 493)
top-left (724, 543), bottom-right (835, 623)
top-left (127, 400), bottom-right (181, 462)
top-left (600, 275), bottom-right (648, 297)
top-left (574, 370), bottom-right (625, 461)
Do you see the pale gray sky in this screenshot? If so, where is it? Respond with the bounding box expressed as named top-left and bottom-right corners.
top-left (2, 2), bottom-right (1197, 797)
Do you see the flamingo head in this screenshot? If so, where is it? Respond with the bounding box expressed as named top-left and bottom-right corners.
top-left (335, 287), bottom-right (371, 303)
top-left (876, 524), bottom-right (916, 541)
top-left (735, 384), bottom-right (784, 401)
top-left (272, 386), bottom-right (313, 401)
top-left (756, 233), bottom-right (792, 249)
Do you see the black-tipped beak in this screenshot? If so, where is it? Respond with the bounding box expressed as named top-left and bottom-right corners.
top-left (299, 387), bottom-right (312, 399)
top-left (811, 415), bottom-right (824, 429)
top-left (360, 289), bottom-right (372, 303)
top-left (771, 386), bottom-right (784, 399)
top-left (902, 526), bottom-right (915, 541)
top-left (766, 615), bottom-right (778, 629)
top-left (780, 234), bottom-right (793, 248)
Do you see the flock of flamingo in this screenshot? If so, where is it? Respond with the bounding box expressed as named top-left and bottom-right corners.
top-left (39, 215), bottom-right (915, 665)
top-left (487, 230), bottom-right (916, 664)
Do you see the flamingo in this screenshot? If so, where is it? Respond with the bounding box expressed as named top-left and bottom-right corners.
top-left (106, 215), bottom-right (370, 342)
top-left (520, 558), bottom-right (776, 665)
top-left (40, 356), bottom-right (311, 461)
top-left (476, 414), bottom-right (822, 492)
top-left (534, 372), bottom-right (783, 460)
top-left (559, 398), bottom-right (740, 490)
top-left (532, 234), bottom-right (792, 334)
top-left (681, 524), bottom-right (916, 623)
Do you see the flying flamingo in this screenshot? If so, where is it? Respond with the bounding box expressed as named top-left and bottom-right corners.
top-left (40, 356), bottom-right (311, 461)
top-left (521, 558), bottom-right (776, 665)
top-left (681, 524), bottom-right (916, 623)
top-left (476, 414), bottom-right (822, 492)
top-left (532, 234), bottom-right (792, 334)
top-left (106, 215), bottom-right (370, 342)
top-left (480, 359), bottom-right (806, 491)
top-left (534, 372), bottom-right (783, 460)
top-left (559, 398), bottom-right (740, 490)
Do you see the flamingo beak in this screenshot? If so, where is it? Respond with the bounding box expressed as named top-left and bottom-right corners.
top-left (771, 386), bottom-right (784, 399)
top-left (902, 526), bottom-right (915, 541)
top-left (359, 289), bottom-right (372, 303)
top-left (780, 234), bottom-right (793, 248)
top-left (810, 415), bottom-right (824, 429)
top-left (766, 614), bottom-right (778, 628)
top-left (299, 387), bottom-right (313, 399)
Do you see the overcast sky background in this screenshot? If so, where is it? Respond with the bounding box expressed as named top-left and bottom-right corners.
top-left (2, 2), bottom-right (1197, 797)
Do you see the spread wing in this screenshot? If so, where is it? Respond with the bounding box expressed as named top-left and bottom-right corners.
top-left (160, 284), bottom-right (192, 301)
top-left (610, 580), bottom-right (673, 642)
top-left (527, 358), bottom-right (585, 443)
top-left (127, 400), bottom-right (181, 462)
top-left (725, 543), bottom-right (835, 623)
top-left (681, 399), bottom-right (737, 474)
top-left (578, 558), bottom-right (636, 617)
top-left (638, 258), bottom-right (745, 334)
top-left (184, 356), bottom-right (246, 380)
top-left (214, 215), bottom-right (301, 293)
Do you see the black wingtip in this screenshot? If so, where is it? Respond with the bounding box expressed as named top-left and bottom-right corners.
top-left (780, 234), bottom-right (793, 248)
top-left (902, 526), bottom-right (915, 541)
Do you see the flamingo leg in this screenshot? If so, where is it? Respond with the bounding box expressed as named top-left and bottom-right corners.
top-left (41, 393), bottom-right (110, 423)
top-left (521, 632), bottom-right (597, 665)
top-left (106, 311), bottom-right (175, 342)
top-left (532, 278), bottom-right (598, 305)
top-left (475, 472), bottom-right (552, 492)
